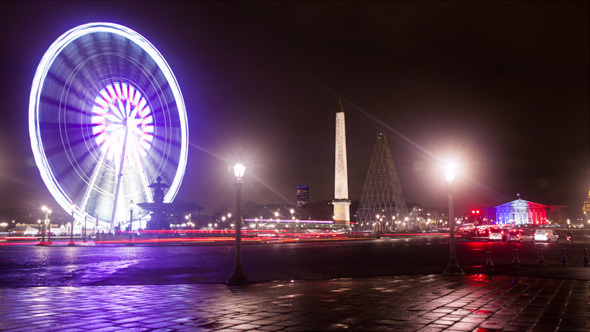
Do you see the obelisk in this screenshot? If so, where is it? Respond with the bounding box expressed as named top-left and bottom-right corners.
top-left (333, 100), bottom-right (351, 230)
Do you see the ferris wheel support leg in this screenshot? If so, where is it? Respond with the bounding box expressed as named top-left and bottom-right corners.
top-left (111, 126), bottom-right (130, 230)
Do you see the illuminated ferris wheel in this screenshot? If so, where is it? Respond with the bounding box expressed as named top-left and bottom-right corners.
top-left (29, 23), bottom-right (188, 229)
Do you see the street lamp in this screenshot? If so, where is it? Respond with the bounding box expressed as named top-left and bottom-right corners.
top-left (128, 200), bottom-right (135, 245)
top-left (39, 206), bottom-right (48, 245)
top-left (47, 209), bottom-right (52, 244)
top-left (443, 162), bottom-right (464, 275)
top-left (227, 162), bottom-right (249, 285)
top-left (83, 211), bottom-right (88, 243)
top-left (38, 206), bottom-right (53, 245)
top-left (68, 204), bottom-right (75, 246)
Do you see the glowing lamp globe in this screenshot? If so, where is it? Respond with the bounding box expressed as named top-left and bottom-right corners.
top-left (234, 163), bottom-right (245, 181)
top-left (445, 163), bottom-right (456, 184)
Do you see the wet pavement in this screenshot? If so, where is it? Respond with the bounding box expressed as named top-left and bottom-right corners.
top-left (1, 274), bottom-right (589, 331)
top-left (2, 240), bottom-right (590, 287)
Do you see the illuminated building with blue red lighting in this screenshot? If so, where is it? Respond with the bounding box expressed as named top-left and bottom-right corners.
top-left (494, 195), bottom-right (547, 225)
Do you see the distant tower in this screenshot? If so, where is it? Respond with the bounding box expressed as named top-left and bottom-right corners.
top-left (333, 100), bottom-right (351, 229)
top-left (357, 133), bottom-right (408, 231)
top-left (297, 186), bottom-right (310, 209)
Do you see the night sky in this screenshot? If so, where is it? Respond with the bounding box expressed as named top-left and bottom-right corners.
top-left (0, 1), bottom-right (588, 216)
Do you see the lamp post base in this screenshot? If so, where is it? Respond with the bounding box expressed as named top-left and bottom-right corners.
top-left (443, 259), bottom-right (464, 275)
top-left (126, 234), bottom-right (134, 246)
top-left (227, 266), bottom-right (249, 286)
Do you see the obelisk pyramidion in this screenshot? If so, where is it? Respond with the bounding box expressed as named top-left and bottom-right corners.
top-left (333, 100), bottom-right (351, 230)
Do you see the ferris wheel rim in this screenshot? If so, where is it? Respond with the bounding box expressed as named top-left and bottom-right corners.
top-left (29, 22), bottom-right (188, 223)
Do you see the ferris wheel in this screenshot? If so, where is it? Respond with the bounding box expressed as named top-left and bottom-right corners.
top-left (29, 22), bottom-right (188, 229)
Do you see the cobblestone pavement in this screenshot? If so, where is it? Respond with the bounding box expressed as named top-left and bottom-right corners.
top-left (0, 274), bottom-right (589, 332)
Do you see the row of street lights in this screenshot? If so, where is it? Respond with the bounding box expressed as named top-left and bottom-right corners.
top-left (225, 160), bottom-right (465, 284)
top-left (38, 205), bottom-right (92, 246)
top-left (33, 159), bottom-right (462, 282)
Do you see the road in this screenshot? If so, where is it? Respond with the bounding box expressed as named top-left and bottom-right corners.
top-left (0, 237), bottom-right (589, 287)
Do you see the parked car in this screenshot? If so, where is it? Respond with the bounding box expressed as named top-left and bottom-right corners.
top-left (507, 229), bottom-right (534, 243)
top-left (488, 228), bottom-right (505, 241)
top-left (458, 223), bottom-right (476, 237)
top-left (533, 229), bottom-right (559, 243)
top-left (475, 226), bottom-right (490, 237)
top-left (520, 230), bottom-right (534, 243)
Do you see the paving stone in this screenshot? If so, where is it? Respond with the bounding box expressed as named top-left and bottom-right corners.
top-left (256, 325), bottom-right (286, 331)
top-left (0, 275), bottom-right (589, 331)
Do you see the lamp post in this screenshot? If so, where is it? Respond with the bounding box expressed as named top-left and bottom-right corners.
top-left (227, 163), bottom-right (249, 285)
top-left (38, 206), bottom-right (48, 245)
top-left (83, 211), bottom-right (88, 243)
top-left (128, 200), bottom-right (135, 246)
top-left (443, 163), bottom-right (464, 275)
top-left (38, 206), bottom-right (53, 245)
top-left (290, 209), bottom-right (295, 232)
top-left (48, 209), bottom-right (53, 244)
top-left (185, 214), bottom-right (191, 229)
top-left (68, 204), bottom-right (76, 246)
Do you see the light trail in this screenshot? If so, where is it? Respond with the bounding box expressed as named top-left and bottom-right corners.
top-left (0, 230), bottom-right (367, 246)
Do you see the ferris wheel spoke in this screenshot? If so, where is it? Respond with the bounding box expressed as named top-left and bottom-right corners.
top-left (80, 145), bottom-right (109, 213)
top-left (142, 143), bottom-right (169, 165)
top-left (110, 125), bottom-right (130, 228)
top-left (39, 94), bottom-right (63, 109)
top-left (128, 135), bottom-right (154, 203)
top-left (64, 104), bottom-right (90, 117)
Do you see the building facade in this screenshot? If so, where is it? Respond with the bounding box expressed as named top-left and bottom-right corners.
top-left (494, 196), bottom-right (547, 225)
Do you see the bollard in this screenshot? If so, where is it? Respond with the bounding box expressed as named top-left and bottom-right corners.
top-left (485, 250), bottom-right (494, 274)
top-left (512, 248), bottom-right (521, 269)
top-left (538, 248), bottom-right (545, 267)
top-left (560, 247), bottom-right (567, 267)
top-left (584, 248), bottom-right (589, 267)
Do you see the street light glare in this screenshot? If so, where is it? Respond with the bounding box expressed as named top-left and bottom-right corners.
top-left (234, 163), bottom-right (245, 180)
top-left (445, 162), bottom-right (457, 184)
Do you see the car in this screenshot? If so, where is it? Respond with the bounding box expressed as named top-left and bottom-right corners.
top-left (533, 229), bottom-right (559, 243)
top-left (506, 229), bottom-right (521, 243)
top-left (507, 229), bottom-right (534, 243)
top-left (459, 224), bottom-right (476, 237)
top-left (475, 226), bottom-right (489, 237)
top-left (520, 230), bottom-right (534, 243)
top-left (488, 228), bottom-right (505, 241)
